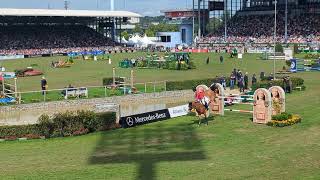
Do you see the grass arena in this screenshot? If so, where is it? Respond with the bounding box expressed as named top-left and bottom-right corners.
top-left (0, 52), bottom-right (320, 179)
top-left (0, 53), bottom-right (320, 179)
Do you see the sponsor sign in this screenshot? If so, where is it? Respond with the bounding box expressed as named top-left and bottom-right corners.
top-left (25, 54), bottom-right (42, 58)
top-left (0, 72), bottom-right (16, 79)
top-left (120, 104), bottom-right (190, 128)
top-left (0, 55), bottom-right (24, 60)
top-left (168, 104), bottom-right (189, 118)
top-left (120, 109), bottom-right (170, 128)
top-left (290, 59), bottom-right (297, 72)
top-left (284, 49), bottom-right (293, 60)
top-left (175, 49), bottom-right (209, 53)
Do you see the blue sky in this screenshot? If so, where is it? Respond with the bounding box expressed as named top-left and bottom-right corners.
top-left (0, 0), bottom-right (193, 16)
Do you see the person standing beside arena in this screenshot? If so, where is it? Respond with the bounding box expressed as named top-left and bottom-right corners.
top-left (41, 76), bottom-right (48, 95)
top-left (244, 72), bottom-right (249, 90)
top-left (252, 74), bottom-right (257, 87)
top-left (219, 55), bottom-right (224, 63)
top-left (220, 75), bottom-right (226, 90)
top-left (230, 72), bottom-right (236, 90)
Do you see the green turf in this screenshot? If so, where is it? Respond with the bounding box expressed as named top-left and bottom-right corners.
top-left (1, 53), bottom-right (285, 92)
top-left (0, 54), bottom-right (319, 179)
top-left (1, 52), bottom-right (284, 104)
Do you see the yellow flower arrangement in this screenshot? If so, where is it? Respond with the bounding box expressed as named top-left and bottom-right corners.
top-left (267, 114), bottom-right (301, 127)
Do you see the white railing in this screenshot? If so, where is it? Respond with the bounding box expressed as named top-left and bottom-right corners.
top-left (3, 80), bottom-right (167, 104)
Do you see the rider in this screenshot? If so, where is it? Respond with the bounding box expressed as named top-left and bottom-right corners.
top-left (195, 87), bottom-right (210, 110)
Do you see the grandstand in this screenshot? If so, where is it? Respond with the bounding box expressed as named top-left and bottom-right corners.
top-left (0, 8), bottom-right (141, 55)
top-left (193, 0), bottom-right (320, 44)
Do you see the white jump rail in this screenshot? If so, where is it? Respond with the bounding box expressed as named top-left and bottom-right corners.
top-left (224, 109), bottom-right (253, 113)
top-left (224, 101), bottom-right (254, 105)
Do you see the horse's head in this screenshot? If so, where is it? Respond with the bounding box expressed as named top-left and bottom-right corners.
top-left (189, 102), bottom-right (198, 113)
top-left (209, 83), bottom-right (216, 91)
top-left (209, 83), bottom-right (220, 94)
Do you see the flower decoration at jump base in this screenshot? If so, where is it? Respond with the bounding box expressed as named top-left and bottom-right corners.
top-left (267, 112), bottom-right (302, 127)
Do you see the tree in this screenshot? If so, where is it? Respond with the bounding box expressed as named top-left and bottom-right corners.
top-left (144, 23), bottom-right (178, 37)
top-left (132, 25), bottom-right (143, 34)
top-left (275, 43), bottom-right (284, 53)
top-left (206, 17), bottom-right (223, 33)
top-left (121, 31), bottom-right (129, 40)
top-left (145, 28), bottom-right (155, 37)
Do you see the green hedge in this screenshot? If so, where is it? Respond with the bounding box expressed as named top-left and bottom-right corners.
top-left (252, 77), bottom-right (304, 91)
top-left (0, 125), bottom-right (40, 139)
top-left (275, 43), bottom-right (284, 53)
top-left (166, 77), bottom-right (229, 91)
top-left (103, 77), bottom-right (125, 86)
top-left (0, 111), bottom-right (117, 140)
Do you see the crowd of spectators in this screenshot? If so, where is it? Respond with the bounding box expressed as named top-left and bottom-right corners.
top-left (200, 13), bottom-right (320, 44)
top-left (0, 25), bottom-right (117, 55)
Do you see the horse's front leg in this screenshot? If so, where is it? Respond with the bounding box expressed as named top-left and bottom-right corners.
top-left (205, 111), bottom-right (209, 125)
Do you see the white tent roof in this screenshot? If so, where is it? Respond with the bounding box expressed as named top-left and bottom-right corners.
top-left (141, 35), bottom-right (155, 45)
top-left (0, 8), bottom-right (141, 18)
top-left (127, 34), bottom-right (141, 45)
top-left (121, 37), bottom-right (128, 43)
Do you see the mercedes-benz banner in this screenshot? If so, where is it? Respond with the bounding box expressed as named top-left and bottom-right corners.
top-left (120, 104), bottom-right (190, 128)
top-left (120, 109), bottom-right (171, 128)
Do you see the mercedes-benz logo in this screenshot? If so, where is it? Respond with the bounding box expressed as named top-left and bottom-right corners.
top-left (126, 117), bottom-right (134, 126)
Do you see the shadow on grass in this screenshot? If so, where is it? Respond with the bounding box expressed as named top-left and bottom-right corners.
top-left (89, 120), bottom-right (207, 180)
top-left (188, 115), bottom-right (215, 126)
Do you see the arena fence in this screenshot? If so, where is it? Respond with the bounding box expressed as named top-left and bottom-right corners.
top-left (5, 81), bottom-right (167, 104)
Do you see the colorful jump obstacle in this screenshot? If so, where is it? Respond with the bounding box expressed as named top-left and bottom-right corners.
top-left (0, 73), bottom-right (18, 104)
top-left (194, 83), bottom-right (286, 124)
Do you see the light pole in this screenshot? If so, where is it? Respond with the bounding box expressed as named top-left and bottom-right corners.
top-left (273, 0), bottom-right (277, 80)
top-left (192, 0), bottom-right (195, 43)
top-left (224, 0), bottom-right (227, 42)
top-left (285, 0), bottom-right (288, 44)
top-left (198, 0), bottom-right (201, 38)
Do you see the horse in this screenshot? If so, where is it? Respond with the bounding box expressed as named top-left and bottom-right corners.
top-left (189, 101), bottom-right (210, 126)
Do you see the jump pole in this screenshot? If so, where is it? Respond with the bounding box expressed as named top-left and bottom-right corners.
top-left (1, 74), bottom-right (4, 97)
top-left (112, 67), bottom-right (116, 86)
top-left (219, 96), bottom-right (254, 101)
top-left (14, 78), bottom-right (17, 98)
top-left (130, 70), bottom-right (134, 88)
top-left (224, 101), bottom-right (254, 105)
top-left (224, 94), bottom-right (254, 97)
top-left (224, 109), bottom-right (253, 113)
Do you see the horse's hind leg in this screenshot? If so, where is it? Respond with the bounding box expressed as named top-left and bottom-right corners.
top-left (198, 118), bottom-right (201, 126)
